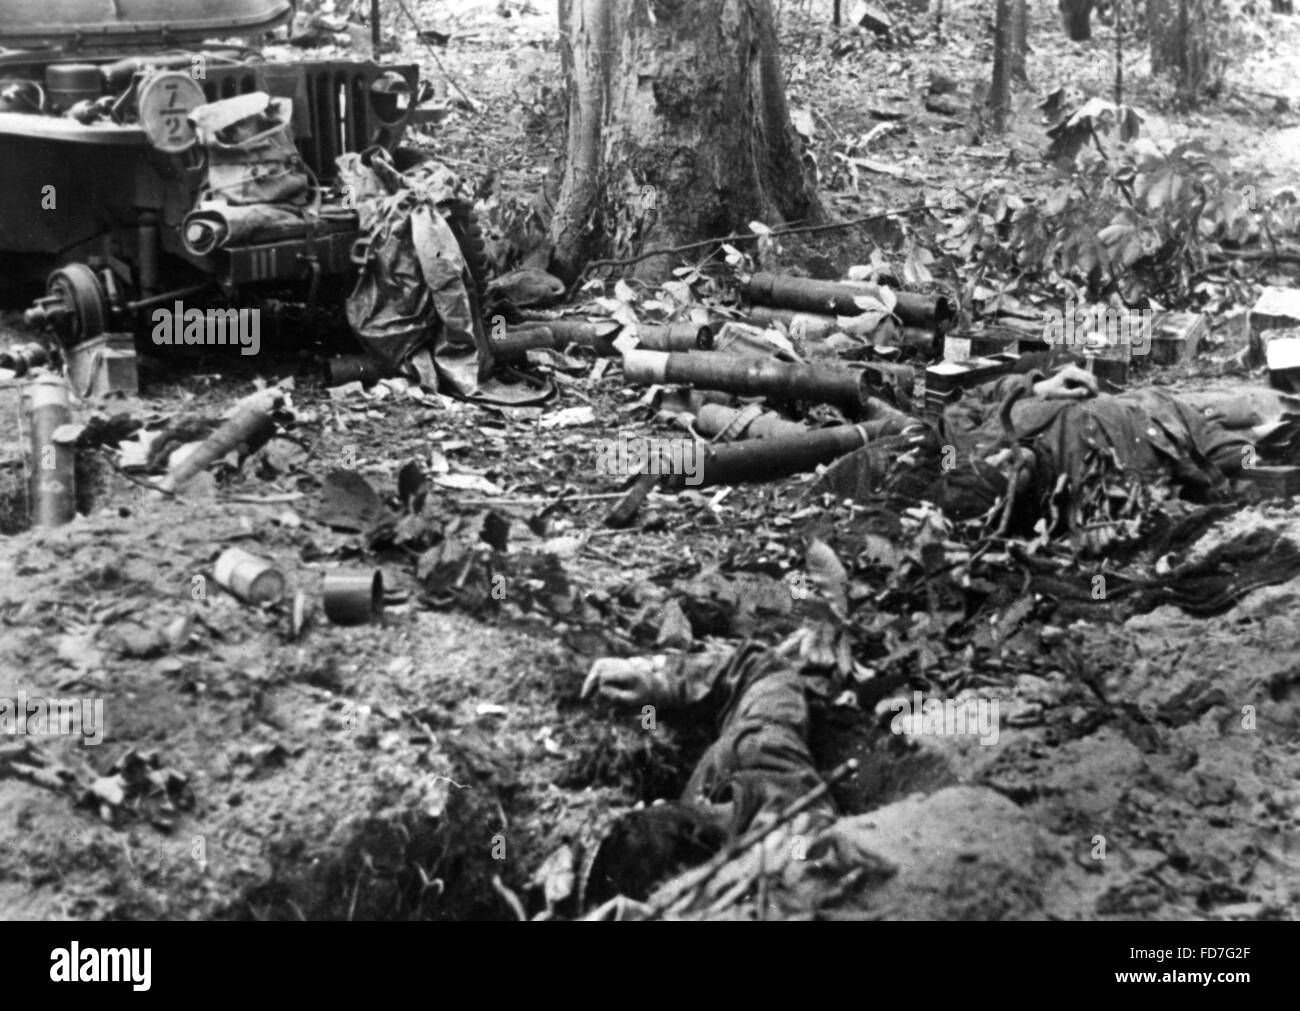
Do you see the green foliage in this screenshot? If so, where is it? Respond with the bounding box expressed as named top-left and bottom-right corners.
top-left (917, 96), bottom-right (1297, 308)
top-left (1148, 0), bottom-right (1277, 104)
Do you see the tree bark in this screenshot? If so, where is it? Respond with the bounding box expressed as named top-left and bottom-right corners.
top-left (1010, 0), bottom-right (1029, 85)
top-left (1059, 0), bottom-right (1095, 41)
top-left (988, 0), bottom-right (1014, 132)
top-left (1149, 0), bottom-right (1214, 104)
top-left (1113, 0), bottom-right (1124, 105)
top-left (550, 0), bottom-right (820, 282)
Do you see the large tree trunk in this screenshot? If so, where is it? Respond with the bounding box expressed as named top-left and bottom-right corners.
top-left (1149, 0), bottom-right (1214, 104)
top-left (549, 0), bottom-right (820, 282)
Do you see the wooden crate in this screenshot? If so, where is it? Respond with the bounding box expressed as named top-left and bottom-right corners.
top-left (923, 354), bottom-right (1020, 416)
top-left (1147, 312), bottom-right (1207, 366)
top-left (67, 333), bottom-right (138, 398)
top-left (1239, 464), bottom-right (1300, 499)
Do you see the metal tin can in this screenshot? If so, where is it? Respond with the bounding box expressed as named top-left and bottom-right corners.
top-left (214, 547), bottom-right (287, 605)
top-left (323, 569), bottom-right (384, 625)
top-left (323, 355), bottom-right (385, 387)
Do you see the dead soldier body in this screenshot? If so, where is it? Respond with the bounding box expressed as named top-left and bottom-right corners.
top-left (833, 361), bottom-right (1299, 538)
top-left (575, 366), bottom-right (1300, 917)
top-left (580, 642), bottom-right (842, 917)
top-left (580, 640), bottom-right (1031, 920)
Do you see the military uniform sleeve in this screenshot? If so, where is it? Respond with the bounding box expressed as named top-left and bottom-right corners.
top-left (673, 644), bottom-right (828, 822)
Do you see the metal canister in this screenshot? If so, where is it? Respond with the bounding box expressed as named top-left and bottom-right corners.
top-left (22, 376), bottom-right (76, 527)
top-left (323, 355), bottom-right (386, 387)
top-left (214, 548), bottom-right (287, 605)
top-left (323, 569), bottom-right (384, 625)
top-left (44, 64), bottom-right (102, 113)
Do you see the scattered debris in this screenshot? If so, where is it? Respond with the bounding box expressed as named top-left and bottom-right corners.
top-left (158, 388), bottom-right (285, 496)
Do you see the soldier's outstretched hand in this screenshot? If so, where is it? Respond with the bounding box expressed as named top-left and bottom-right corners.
top-left (581, 656), bottom-right (669, 707)
top-left (1033, 364), bottom-right (1099, 400)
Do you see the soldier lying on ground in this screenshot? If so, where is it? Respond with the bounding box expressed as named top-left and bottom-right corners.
top-left (581, 637), bottom-right (1055, 920)
top-left (577, 365), bottom-right (1300, 916)
top-left (580, 642), bottom-right (837, 915)
top-left (828, 360), bottom-right (1299, 537)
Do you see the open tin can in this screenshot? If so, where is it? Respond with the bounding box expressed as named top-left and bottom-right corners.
top-left (323, 569), bottom-right (384, 625)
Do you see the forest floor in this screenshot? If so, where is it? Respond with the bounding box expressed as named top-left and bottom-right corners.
top-left (1, 0), bottom-right (1299, 920)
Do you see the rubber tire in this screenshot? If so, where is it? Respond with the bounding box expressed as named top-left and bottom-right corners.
top-left (440, 198), bottom-right (492, 325)
top-left (47, 263), bottom-right (107, 346)
top-left (389, 146), bottom-right (492, 323)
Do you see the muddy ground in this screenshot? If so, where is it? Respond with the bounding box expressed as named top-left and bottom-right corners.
top-left (1, 0), bottom-right (1299, 920)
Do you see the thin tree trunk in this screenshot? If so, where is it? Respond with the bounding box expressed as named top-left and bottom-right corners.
top-left (988, 0), bottom-right (1014, 132)
top-left (550, 0), bottom-right (820, 282)
top-left (1011, 0), bottom-right (1030, 85)
top-left (1059, 0), bottom-right (1094, 41)
top-left (550, 0), bottom-right (612, 282)
top-left (1114, 0), bottom-right (1124, 105)
top-left (1149, 0), bottom-right (1213, 104)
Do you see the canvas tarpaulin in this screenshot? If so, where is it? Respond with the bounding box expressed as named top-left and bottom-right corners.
top-left (338, 151), bottom-right (550, 405)
top-left (191, 92), bottom-right (311, 207)
top-left (182, 201), bottom-right (310, 255)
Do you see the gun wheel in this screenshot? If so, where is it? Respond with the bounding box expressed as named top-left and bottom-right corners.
top-left (46, 264), bottom-right (108, 346)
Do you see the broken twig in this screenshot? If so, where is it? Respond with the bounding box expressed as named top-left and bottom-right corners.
top-left (581, 203), bottom-right (938, 277)
top-left (649, 758), bottom-right (858, 918)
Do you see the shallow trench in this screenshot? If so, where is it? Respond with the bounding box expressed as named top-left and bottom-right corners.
top-left (225, 695), bottom-right (957, 921)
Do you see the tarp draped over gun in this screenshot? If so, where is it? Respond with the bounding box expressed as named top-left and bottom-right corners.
top-left (183, 202), bottom-right (310, 255)
top-left (338, 149), bottom-right (549, 405)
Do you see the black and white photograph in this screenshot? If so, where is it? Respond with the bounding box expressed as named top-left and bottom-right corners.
top-left (0, 0), bottom-right (1295, 961)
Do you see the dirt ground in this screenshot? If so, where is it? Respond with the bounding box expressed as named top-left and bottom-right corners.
top-left (1, 0), bottom-right (1299, 920)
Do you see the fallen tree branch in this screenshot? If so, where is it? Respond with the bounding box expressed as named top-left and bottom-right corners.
top-left (392, 0), bottom-right (482, 116)
top-left (1191, 246), bottom-right (1300, 285)
top-left (220, 492), bottom-right (305, 505)
top-left (459, 491), bottom-right (627, 507)
top-left (646, 757), bottom-right (858, 919)
top-left (581, 203), bottom-right (939, 277)
top-left (1209, 248), bottom-right (1300, 266)
top-left (490, 874), bottom-right (528, 922)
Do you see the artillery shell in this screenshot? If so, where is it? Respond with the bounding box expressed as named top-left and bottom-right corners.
top-left (22, 375), bottom-right (76, 527)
